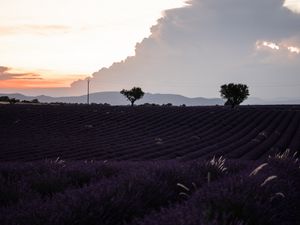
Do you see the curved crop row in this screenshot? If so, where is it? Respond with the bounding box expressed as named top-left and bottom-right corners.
top-left (0, 105), bottom-right (299, 161)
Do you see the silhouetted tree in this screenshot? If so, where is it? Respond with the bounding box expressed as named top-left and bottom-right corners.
top-left (220, 83), bottom-right (249, 108)
top-left (31, 99), bottom-right (39, 104)
top-left (0, 96), bottom-right (10, 102)
top-left (0, 96), bottom-right (20, 104)
top-left (9, 98), bottom-right (20, 104)
top-left (120, 87), bottom-right (145, 106)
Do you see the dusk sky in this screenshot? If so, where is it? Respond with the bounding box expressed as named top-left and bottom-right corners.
top-left (1, 0), bottom-right (300, 99)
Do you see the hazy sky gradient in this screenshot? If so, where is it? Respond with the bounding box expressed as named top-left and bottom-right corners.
top-left (0, 0), bottom-right (185, 87)
top-left (1, 0), bottom-right (300, 99)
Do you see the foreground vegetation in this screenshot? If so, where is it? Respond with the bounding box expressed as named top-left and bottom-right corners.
top-left (0, 104), bottom-right (299, 224)
top-left (0, 151), bottom-right (299, 225)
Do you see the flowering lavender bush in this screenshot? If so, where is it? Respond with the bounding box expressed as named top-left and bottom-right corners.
top-left (0, 155), bottom-right (299, 225)
top-left (131, 155), bottom-right (300, 225)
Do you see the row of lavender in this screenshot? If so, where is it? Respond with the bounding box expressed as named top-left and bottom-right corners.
top-left (1, 105), bottom-right (300, 161)
top-left (1, 151), bottom-right (299, 225)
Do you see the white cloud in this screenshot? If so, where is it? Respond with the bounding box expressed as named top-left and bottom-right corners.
top-left (70, 0), bottom-right (300, 99)
top-left (262, 42), bottom-right (280, 50)
top-left (256, 40), bottom-right (300, 55)
top-left (288, 46), bottom-right (300, 53)
top-left (256, 41), bottom-right (280, 50)
top-left (284, 0), bottom-right (300, 13)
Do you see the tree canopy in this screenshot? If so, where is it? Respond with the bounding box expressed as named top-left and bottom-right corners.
top-left (0, 96), bottom-right (20, 104)
top-left (220, 83), bottom-right (249, 107)
top-left (120, 87), bottom-right (145, 106)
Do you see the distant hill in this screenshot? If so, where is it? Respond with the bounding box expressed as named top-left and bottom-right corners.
top-left (1, 92), bottom-right (300, 105)
top-left (244, 97), bottom-right (300, 105)
top-left (0, 92), bottom-right (224, 106)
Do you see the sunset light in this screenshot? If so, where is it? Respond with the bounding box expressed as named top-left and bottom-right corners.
top-left (288, 46), bottom-right (300, 54)
top-left (256, 40), bottom-right (300, 56)
top-left (256, 41), bottom-right (280, 50)
top-left (0, 0), bottom-right (299, 100)
top-left (1, 1), bottom-right (300, 223)
top-left (263, 41), bottom-right (280, 50)
top-left (0, 0), bottom-right (185, 88)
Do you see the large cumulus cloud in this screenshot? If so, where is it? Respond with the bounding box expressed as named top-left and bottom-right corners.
top-left (71, 0), bottom-right (300, 98)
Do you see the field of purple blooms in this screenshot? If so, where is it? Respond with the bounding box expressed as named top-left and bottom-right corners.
top-left (0, 152), bottom-right (299, 225)
top-left (0, 105), bottom-right (300, 224)
top-left (1, 105), bottom-right (300, 161)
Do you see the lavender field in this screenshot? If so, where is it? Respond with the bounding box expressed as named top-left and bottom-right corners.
top-left (0, 156), bottom-right (299, 225)
top-left (0, 105), bottom-right (299, 225)
top-left (0, 105), bottom-right (300, 161)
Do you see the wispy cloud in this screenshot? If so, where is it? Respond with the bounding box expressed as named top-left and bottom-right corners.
top-left (256, 40), bottom-right (300, 54)
top-left (256, 41), bottom-right (280, 50)
top-left (0, 66), bottom-right (87, 89)
top-left (0, 66), bottom-right (42, 80)
top-left (0, 24), bottom-right (71, 36)
top-left (288, 46), bottom-right (300, 54)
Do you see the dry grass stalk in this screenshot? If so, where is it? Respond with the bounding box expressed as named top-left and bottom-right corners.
top-left (261, 175), bottom-right (277, 187)
top-left (249, 163), bottom-right (268, 177)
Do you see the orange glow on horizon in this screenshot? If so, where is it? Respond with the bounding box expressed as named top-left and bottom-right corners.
top-left (0, 80), bottom-right (65, 89)
top-left (0, 0), bottom-right (186, 90)
top-left (0, 67), bottom-right (87, 89)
